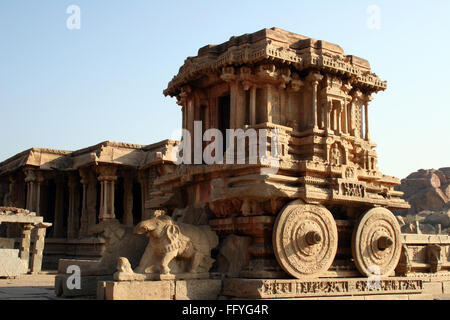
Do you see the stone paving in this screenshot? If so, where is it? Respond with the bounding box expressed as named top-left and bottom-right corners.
top-left (0, 272), bottom-right (65, 300)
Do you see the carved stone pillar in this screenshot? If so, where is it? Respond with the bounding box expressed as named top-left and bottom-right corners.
top-left (306, 72), bottom-right (323, 130)
top-left (24, 169), bottom-right (35, 211)
top-left (79, 168), bottom-right (97, 237)
top-left (266, 84), bottom-right (273, 124)
top-left (79, 171), bottom-right (88, 237)
top-left (20, 223), bottom-right (33, 268)
top-left (123, 176), bottom-right (134, 226)
top-left (337, 104), bottom-right (342, 134)
top-left (67, 173), bottom-right (80, 239)
top-left (36, 172), bottom-right (43, 216)
top-left (30, 222), bottom-right (52, 274)
top-left (343, 99), bottom-right (349, 134)
top-left (350, 90), bottom-right (363, 137)
top-left (53, 175), bottom-right (65, 238)
top-left (326, 101), bottom-right (333, 134)
top-left (137, 169), bottom-right (148, 222)
top-left (187, 97), bottom-right (195, 164)
top-left (230, 81), bottom-right (238, 129)
top-left (182, 105), bottom-right (186, 130)
top-left (236, 82), bottom-right (246, 128)
top-left (97, 166), bottom-right (117, 221)
top-left (364, 96), bottom-right (372, 141)
top-left (7, 175), bottom-right (16, 207)
top-left (319, 100), bottom-right (326, 130)
top-left (178, 85), bottom-right (189, 132)
top-left (250, 85), bottom-right (256, 126)
top-left (24, 168), bottom-right (43, 214)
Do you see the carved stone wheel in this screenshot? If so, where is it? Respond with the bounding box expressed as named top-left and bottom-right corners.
top-left (273, 200), bottom-right (338, 279)
top-left (352, 207), bottom-right (402, 277)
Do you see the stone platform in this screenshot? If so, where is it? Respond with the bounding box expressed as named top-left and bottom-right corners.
top-left (96, 274), bottom-right (450, 300)
top-left (98, 279), bottom-right (223, 300)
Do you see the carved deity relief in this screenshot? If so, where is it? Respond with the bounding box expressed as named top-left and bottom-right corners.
top-left (345, 167), bottom-right (356, 180)
top-left (329, 143), bottom-right (345, 166)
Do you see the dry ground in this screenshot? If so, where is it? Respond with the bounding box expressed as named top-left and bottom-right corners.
top-left (0, 272), bottom-right (62, 300)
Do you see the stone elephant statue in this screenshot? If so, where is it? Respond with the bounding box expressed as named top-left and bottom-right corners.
top-left (133, 215), bottom-right (219, 275)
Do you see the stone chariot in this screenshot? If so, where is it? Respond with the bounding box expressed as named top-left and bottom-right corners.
top-left (155, 27), bottom-right (416, 282)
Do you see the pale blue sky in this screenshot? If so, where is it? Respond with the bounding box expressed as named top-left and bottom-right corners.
top-left (0, 1), bottom-right (449, 179)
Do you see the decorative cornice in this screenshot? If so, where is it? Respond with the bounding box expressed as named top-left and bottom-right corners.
top-left (164, 27), bottom-right (387, 97)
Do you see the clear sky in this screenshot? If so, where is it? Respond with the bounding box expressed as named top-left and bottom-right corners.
top-left (0, 1), bottom-right (449, 179)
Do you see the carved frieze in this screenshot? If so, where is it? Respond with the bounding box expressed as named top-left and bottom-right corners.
top-left (335, 178), bottom-right (367, 199)
top-left (223, 278), bottom-right (423, 299)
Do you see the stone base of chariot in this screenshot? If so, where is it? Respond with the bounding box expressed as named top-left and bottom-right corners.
top-left (221, 274), bottom-right (450, 300)
top-left (96, 273), bottom-right (450, 300)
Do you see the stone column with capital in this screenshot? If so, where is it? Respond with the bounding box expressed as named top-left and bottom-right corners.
top-left (230, 81), bottom-right (238, 129)
top-left (187, 97), bottom-right (195, 164)
top-left (364, 95), bottom-right (373, 141)
top-left (343, 98), bottom-right (349, 134)
top-left (53, 175), bottom-right (66, 238)
top-left (137, 169), bottom-right (148, 222)
top-left (341, 83), bottom-right (352, 135)
top-left (326, 101), bottom-right (333, 134)
top-left (306, 72), bottom-right (324, 130)
top-left (67, 173), bottom-right (81, 239)
top-left (36, 172), bottom-right (43, 216)
top-left (24, 168), bottom-right (43, 214)
top-left (337, 103), bottom-right (343, 135)
top-left (250, 85), bottom-right (257, 126)
top-left (264, 84), bottom-right (273, 124)
top-left (97, 165), bottom-right (118, 221)
top-left (79, 167), bottom-right (97, 237)
top-left (123, 176), bottom-right (134, 226)
top-left (24, 169), bottom-right (36, 212)
top-left (7, 175), bottom-right (17, 207)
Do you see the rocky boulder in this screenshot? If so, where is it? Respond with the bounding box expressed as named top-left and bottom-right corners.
top-left (395, 167), bottom-right (450, 235)
top-left (423, 211), bottom-right (450, 228)
top-left (396, 168), bottom-right (449, 216)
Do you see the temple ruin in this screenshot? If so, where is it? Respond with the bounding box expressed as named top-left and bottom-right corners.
top-left (0, 140), bottom-right (178, 268)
